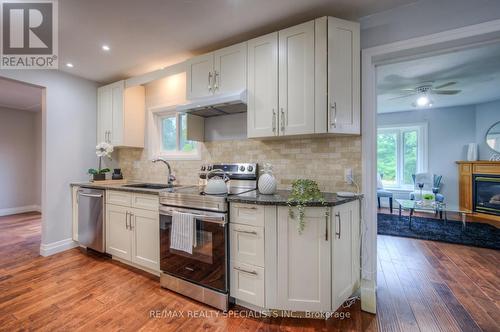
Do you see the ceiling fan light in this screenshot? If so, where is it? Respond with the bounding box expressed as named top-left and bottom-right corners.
top-left (416, 95), bottom-right (430, 107)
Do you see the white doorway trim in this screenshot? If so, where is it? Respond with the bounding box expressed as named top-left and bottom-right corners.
top-left (360, 18), bottom-right (500, 314)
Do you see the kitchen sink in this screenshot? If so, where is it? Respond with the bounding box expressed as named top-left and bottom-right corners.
top-left (122, 183), bottom-right (180, 190)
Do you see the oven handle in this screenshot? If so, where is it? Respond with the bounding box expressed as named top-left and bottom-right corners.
top-left (159, 206), bottom-right (227, 225)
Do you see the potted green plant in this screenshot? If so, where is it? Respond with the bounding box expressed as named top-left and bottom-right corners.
top-left (422, 193), bottom-right (435, 205)
top-left (88, 142), bottom-right (113, 181)
top-left (287, 179), bottom-right (329, 233)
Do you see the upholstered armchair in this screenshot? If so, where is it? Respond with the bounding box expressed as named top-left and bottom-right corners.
top-left (409, 173), bottom-right (444, 202)
top-left (377, 173), bottom-right (393, 213)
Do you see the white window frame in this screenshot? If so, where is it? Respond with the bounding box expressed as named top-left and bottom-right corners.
top-left (377, 122), bottom-right (428, 190)
top-left (146, 105), bottom-right (201, 160)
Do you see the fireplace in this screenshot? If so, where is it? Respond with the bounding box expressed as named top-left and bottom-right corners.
top-left (473, 174), bottom-right (500, 216)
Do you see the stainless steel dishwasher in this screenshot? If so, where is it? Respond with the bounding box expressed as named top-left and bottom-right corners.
top-left (78, 188), bottom-right (105, 252)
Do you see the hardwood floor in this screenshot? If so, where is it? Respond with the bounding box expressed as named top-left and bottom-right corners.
top-left (1, 213), bottom-right (499, 331)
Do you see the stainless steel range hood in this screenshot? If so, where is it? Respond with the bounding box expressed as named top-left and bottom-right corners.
top-left (176, 90), bottom-right (247, 118)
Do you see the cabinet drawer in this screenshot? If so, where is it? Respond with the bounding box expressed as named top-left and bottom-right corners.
top-left (230, 224), bottom-right (264, 267)
top-left (230, 261), bottom-right (265, 308)
top-left (230, 203), bottom-right (265, 227)
top-left (107, 190), bottom-right (133, 207)
top-left (133, 193), bottom-right (159, 211)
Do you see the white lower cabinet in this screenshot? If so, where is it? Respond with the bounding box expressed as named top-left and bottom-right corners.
top-left (229, 200), bottom-right (360, 314)
top-left (106, 204), bottom-right (132, 260)
top-left (105, 191), bottom-right (160, 273)
top-left (331, 200), bottom-right (360, 311)
top-left (230, 261), bottom-right (265, 307)
top-left (131, 208), bottom-right (160, 271)
top-left (276, 206), bottom-right (331, 312)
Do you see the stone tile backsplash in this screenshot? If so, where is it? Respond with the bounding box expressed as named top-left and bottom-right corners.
top-left (117, 136), bottom-right (361, 193)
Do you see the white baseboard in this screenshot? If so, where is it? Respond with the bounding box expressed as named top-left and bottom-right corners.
top-left (40, 238), bottom-right (78, 257)
top-left (0, 205), bottom-right (41, 217)
top-left (361, 278), bottom-right (377, 314)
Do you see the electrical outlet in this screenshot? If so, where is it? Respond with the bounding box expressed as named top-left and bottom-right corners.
top-left (345, 168), bottom-right (353, 184)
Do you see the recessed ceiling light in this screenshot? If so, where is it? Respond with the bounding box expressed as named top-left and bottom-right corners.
top-left (66, 63), bottom-right (74, 68)
top-left (102, 45), bottom-right (110, 51)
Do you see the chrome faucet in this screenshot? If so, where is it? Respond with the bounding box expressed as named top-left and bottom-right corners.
top-left (152, 157), bottom-right (176, 186)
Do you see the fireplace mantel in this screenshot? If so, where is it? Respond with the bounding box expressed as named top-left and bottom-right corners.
top-left (456, 161), bottom-right (500, 224)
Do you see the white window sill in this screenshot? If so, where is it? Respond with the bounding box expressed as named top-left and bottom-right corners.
top-left (382, 187), bottom-right (414, 193)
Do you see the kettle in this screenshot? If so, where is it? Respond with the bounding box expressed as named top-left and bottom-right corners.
top-left (204, 169), bottom-right (229, 195)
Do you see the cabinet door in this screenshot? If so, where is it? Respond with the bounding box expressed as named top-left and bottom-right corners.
top-left (131, 208), bottom-right (160, 271)
top-left (106, 204), bottom-right (132, 260)
top-left (278, 21), bottom-right (315, 136)
top-left (327, 17), bottom-right (360, 134)
top-left (186, 53), bottom-right (214, 100)
top-left (110, 81), bottom-right (124, 146)
top-left (332, 200), bottom-right (359, 311)
top-left (247, 33), bottom-right (279, 138)
top-left (97, 85), bottom-right (112, 143)
top-left (276, 206), bottom-right (331, 312)
top-left (213, 42), bottom-right (247, 95)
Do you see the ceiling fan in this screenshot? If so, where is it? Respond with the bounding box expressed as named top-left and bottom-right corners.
top-left (389, 81), bottom-right (461, 106)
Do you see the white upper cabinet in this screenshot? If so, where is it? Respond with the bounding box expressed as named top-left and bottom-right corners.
top-left (214, 43), bottom-right (247, 95)
top-left (246, 17), bottom-right (360, 138)
top-left (327, 17), bottom-right (360, 134)
top-left (186, 53), bottom-right (214, 100)
top-left (186, 42), bottom-right (247, 100)
top-left (247, 32), bottom-right (279, 138)
top-left (276, 206), bottom-right (331, 312)
top-left (278, 20), bottom-right (316, 136)
top-left (97, 81), bottom-right (145, 148)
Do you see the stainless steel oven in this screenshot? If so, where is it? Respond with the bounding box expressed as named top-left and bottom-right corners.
top-left (159, 205), bottom-right (228, 309)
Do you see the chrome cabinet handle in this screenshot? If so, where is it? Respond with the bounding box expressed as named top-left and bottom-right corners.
top-left (125, 211), bottom-right (129, 230)
top-left (108, 130), bottom-right (112, 143)
top-left (335, 212), bottom-right (341, 239)
top-left (129, 212), bottom-right (134, 230)
top-left (234, 229), bottom-right (258, 235)
top-left (325, 214), bottom-right (328, 241)
top-left (234, 266), bottom-right (258, 276)
top-left (330, 102), bottom-right (337, 128)
top-left (104, 131), bottom-right (108, 142)
top-left (238, 205), bottom-right (257, 210)
top-left (272, 109), bottom-right (276, 133)
top-left (208, 72), bottom-right (213, 91)
top-left (280, 108), bottom-right (285, 132)
top-left (213, 70), bottom-right (219, 91)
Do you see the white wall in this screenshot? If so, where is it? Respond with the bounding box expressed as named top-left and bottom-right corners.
top-left (360, 0), bottom-right (500, 48)
top-left (0, 71), bottom-right (98, 254)
top-left (0, 108), bottom-right (41, 214)
top-left (475, 99), bottom-right (500, 159)
top-left (378, 105), bottom-right (476, 207)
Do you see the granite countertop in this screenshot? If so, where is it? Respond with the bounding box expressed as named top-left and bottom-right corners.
top-left (70, 181), bottom-right (173, 195)
top-left (227, 190), bottom-right (361, 206)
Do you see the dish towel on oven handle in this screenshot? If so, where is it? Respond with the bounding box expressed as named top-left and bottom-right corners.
top-left (171, 211), bottom-right (197, 254)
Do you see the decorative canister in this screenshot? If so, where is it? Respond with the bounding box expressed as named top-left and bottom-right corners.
top-left (258, 163), bottom-right (277, 195)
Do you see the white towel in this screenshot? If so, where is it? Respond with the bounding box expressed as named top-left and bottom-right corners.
top-left (170, 211), bottom-right (197, 254)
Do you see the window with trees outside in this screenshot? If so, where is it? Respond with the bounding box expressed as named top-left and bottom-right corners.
top-left (157, 112), bottom-right (198, 159)
top-left (377, 123), bottom-right (428, 189)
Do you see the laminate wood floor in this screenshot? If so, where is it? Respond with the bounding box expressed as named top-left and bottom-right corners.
top-left (1, 212), bottom-right (499, 331)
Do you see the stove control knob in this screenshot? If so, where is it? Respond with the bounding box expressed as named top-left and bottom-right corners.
top-left (207, 165), bottom-right (212, 171)
top-left (247, 165), bottom-right (254, 172)
top-left (201, 165), bottom-right (206, 171)
top-left (239, 165), bottom-right (245, 172)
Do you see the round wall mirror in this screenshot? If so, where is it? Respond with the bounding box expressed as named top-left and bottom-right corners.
top-left (486, 121), bottom-right (500, 153)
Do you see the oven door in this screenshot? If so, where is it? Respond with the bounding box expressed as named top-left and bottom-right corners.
top-left (159, 205), bottom-right (228, 293)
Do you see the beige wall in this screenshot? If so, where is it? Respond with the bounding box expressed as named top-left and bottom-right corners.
top-left (117, 74), bottom-right (362, 193)
top-left (0, 107), bottom-right (41, 211)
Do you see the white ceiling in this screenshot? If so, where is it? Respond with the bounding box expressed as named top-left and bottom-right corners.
top-left (0, 78), bottom-right (43, 112)
top-left (377, 41), bottom-right (500, 113)
top-left (58, 0), bottom-right (416, 83)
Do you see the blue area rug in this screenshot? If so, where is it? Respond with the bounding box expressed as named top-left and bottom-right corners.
top-left (377, 213), bottom-right (500, 250)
